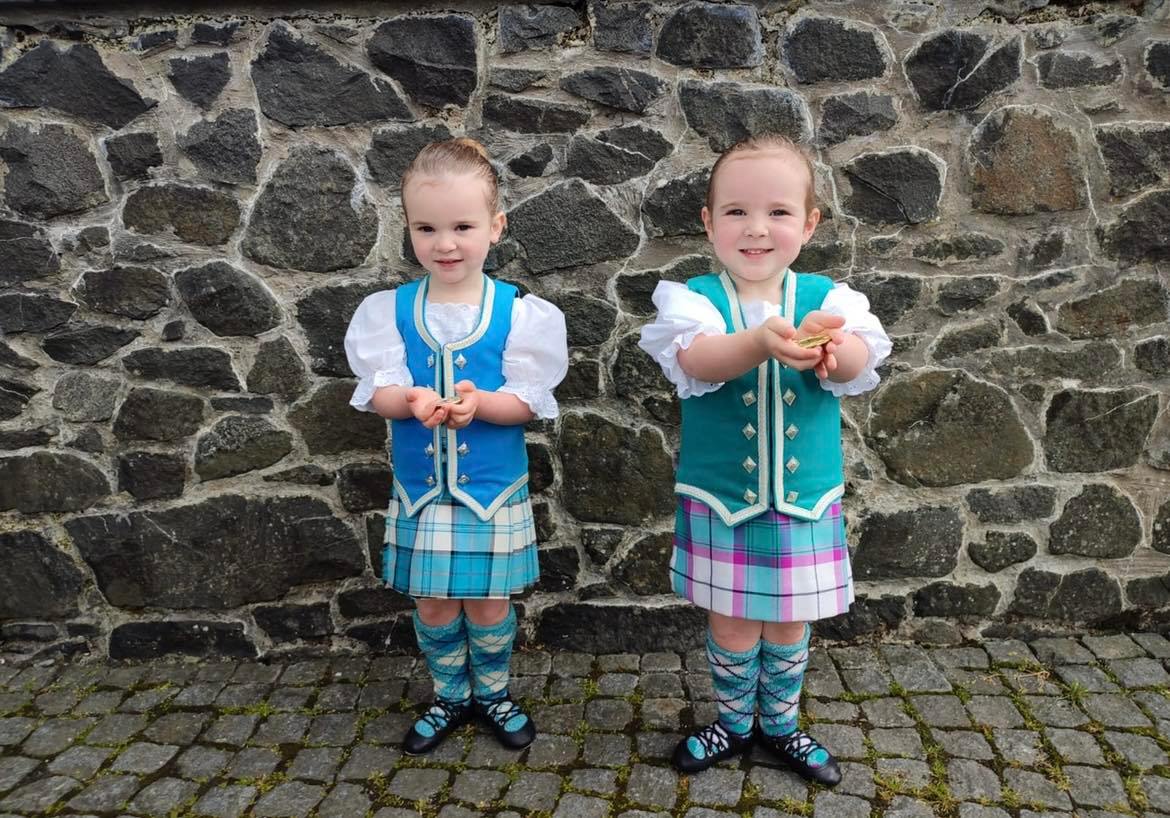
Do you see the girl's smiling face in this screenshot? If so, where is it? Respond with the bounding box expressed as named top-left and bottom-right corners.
top-left (701, 149), bottom-right (820, 300)
top-left (404, 172), bottom-right (506, 292)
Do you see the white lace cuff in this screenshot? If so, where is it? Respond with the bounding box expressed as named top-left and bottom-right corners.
top-left (499, 384), bottom-right (560, 420)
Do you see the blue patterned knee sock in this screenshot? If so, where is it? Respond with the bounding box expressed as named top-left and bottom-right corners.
top-left (466, 605), bottom-right (527, 733)
top-left (707, 632), bottom-right (761, 738)
top-left (413, 611), bottom-right (471, 714)
top-left (759, 624), bottom-right (828, 764)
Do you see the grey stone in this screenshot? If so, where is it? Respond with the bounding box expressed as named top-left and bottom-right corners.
top-left (656, 1), bottom-right (763, 68)
top-left (912, 695), bottom-right (970, 727)
top-left (560, 66), bottom-right (665, 113)
top-left (252, 24), bottom-right (409, 127)
top-left (1003, 769), bottom-right (1071, 810)
top-left (367, 14), bottom-right (477, 107)
top-left (0, 776), bottom-right (82, 813)
top-left (969, 531), bottom-right (1038, 573)
top-left (1082, 693), bottom-right (1152, 727)
top-left (289, 380), bottom-right (387, 454)
top-left (1103, 730), bottom-right (1167, 769)
top-left (129, 777), bottom-right (199, 816)
top-left (1136, 336), bottom-right (1170, 376)
top-left (104, 131), bottom-right (162, 181)
top-left (688, 768), bottom-right (743, 807)
top-left (67, 774), bottom-right (141, 812)
top-left (179, 108), bottom-right (261, 184)
top-left (812, 792), bottom-right (871, 818)
top-left (0, 757), bottom-right (37, 794)
top-left (482, 94), bottom-right (589, 133)
top-left (252, 781), bottom-right (323, 817)
top-left (1050, 484), bottom-right (1142, 557)
top-left (0, 292), bottom-right (76, 334)
top-left (905, 31), bottom-right (1020, 110)
top-left (679, 80), bottom-right (811, 153)
top-left (1038, 51), bottom-right (1122, 88)
top-left (967, 486), bottom-right (1056, 524)
top-left (966, 695), bottom-right (1023, 727)
top-left (122, 183), bottom-right (240, 245)
top-left (853, 505), bottom-right (962, 580)
top-left (784, 16), bottom-right (887, 83)
top-left (554, 793), bottom-right (609, 818)
top-left (288, 746), bottom-right (342, 783)
top-left (568, 768), bottom-right (617, 794)
top-left (582, 733), bottom-right (631, 767)
top-left (877, 757), bottom-right (931, 789)
top-left (504, 771), bottom-right (560, 811)
top-left (168, 52), bottom-right (230, 109)
top-left (0, 42), bottom-right (153, 127)
top-left (815, 724), bottom-right (868, 759)
top-left (193, 784), bottom-right (257, 818)
top-left (1055, 664), bottom-right (1118, 692)
top-left (195, 415), bottom-right (293, 480)
top-left (366, 123), bottom-right (452, 186)
top-left (243, 146), bottom-right (378, 272)
top-left (1108, 657), bottom-right (1170, 687)
top-left (971, 107), bottom-right (1085, 214)
top-left (1095, 122), bottom-right (1170, 197)
top-left (123, 347), bottom-right (241, 391)
top-left (0, 123), bottom-right (107, 219)
top-left (1044, 727), bottom-right (1105, 765)
top-left (316, 782), bottom-right (371, 818)
top-left (509, 180), bottom-right (637, 272)
top-left (593, 2), bottom-right (653, 55)
top-left (1024, 696), bottom-right (1089, 728)
top-left (1097, 188), bottom-right (1170, 263)
top-left (451, 768), bottom-right (508, 802)
top-left (843, 148), bottom-right (943, 224)
top-left (625, 764), bottom-right (677, 809)
top-left (870, 727), bottom-right (924, 759)
top-left (499, 4), bottom-right (582, 52)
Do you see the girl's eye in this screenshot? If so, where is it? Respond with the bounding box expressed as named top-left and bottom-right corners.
top-left (455, 224), bottom-right (473, 231)
top-left (726, 208), bottom-right (745, 216)
top-left (416, 226), bottom-right (434, 233)
top-left (771, 209), bottom-right (789, 217)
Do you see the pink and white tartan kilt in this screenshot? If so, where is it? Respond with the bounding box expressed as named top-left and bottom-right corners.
top-left (670, 497), bottom-right (854, 623)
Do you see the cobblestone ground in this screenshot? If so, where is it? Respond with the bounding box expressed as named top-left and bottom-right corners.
top-left (1, 633), bottom-right (1168, 817)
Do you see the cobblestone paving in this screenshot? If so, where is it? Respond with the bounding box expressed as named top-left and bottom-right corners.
top-left (0, 633), bottom-right (1168, 817)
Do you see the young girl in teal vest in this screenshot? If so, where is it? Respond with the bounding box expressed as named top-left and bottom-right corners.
top-left (639, 134), bottom-right (891, 782)
top-left (345, 138), bottom-right (568, 754)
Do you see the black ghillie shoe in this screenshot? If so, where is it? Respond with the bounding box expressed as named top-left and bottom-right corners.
top-left (475, 692), bottom-right (536, 750)
top-left (402, 698), bottom-right (473, 755)
top-left (756, 728), bottom-right (842, 786)
top-left (671, 719), bottom-right (753, 773)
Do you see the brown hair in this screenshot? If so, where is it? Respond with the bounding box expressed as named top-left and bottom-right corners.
top-left (401, 137), bottom-right (500, 213)
top-left (705, 134), bottom-right (816, 215)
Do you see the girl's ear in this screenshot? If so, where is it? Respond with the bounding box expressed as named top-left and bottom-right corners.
top-left (700, 206), bottom-right (714, 242)
top-left (801, 207), bottom-right (821, 244)
top-left (490, 210), bottom-right (507, 243)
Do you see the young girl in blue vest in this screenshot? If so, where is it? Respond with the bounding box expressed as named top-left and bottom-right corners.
top-left (639, 134), bottom-right (891, 782)
top-left (345, 138), bottom-right (568, 754)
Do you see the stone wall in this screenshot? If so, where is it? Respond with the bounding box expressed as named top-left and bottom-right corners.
top-left (1, 0), bottom-right (1169, 662)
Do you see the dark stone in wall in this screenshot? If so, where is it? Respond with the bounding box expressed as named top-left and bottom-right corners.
top-left (966, 485), bottom-right (1056, 524)
top-left (104, 132), bottom-right (162, 182)
top-left (135, 30), bottom-right (177, 51)
top-left (66, 494), bottom-right (365, 609)
top-left (43, 325), bottom-right (139, 365)
top-left (592, 1), bottom-right (654, 55)
top-left (565, 136), bottom-right (655, 184)
top-left (123, 184), bottom-right (241, 246)
top-left (536, 543), bottom-right (578, 592)
top-left (1011, 567), bottom-right (1122, 623)
top-left (612, 331), bottom-right (671, 400)
top-left (937, 277), bottom-right (1000, 315)
top-left (1044, 388), bottom-right (1159, 473)
top-left (815, 594), bottom-right (906, 641)
top-left (0, 427), bottom-right (55, 449)
top-left (195, 415), bottom-right (294, 480)
top-left (76, 267), bottom-right (169, 320)
top-left (557, 356), bottom-right (601, 401)
top-left (846, 274), bottom-right (921, 328)
top-left (254, 603), bottom-right (333, 641)
top-left (248, 337), bottom-right (310, 402)
top-left (0, 293), bottom-right (76, 334)
top-left (168, 52), bottom-right (231, 109)
top-left (932, 320), bottom-right (1002, 360)
top-left (338, 586), bottom-right (412, 618)
top-left (1056, 279), bottom-right (1168, 339)
top-left (179, 109), bottom-right (262, 185)
top-left (0, 451), bottom-right (110, 513)
top-left (1097, 188), bottom-right (1170, 263)
top-left (267, 464), bottom-right (335, 487)
top-left (979, 342), bottom-right (1120, 383)
top-left (1049, 484), bottom-right (1141, 559)
top-left (0, 41), bottom-right (154, 128)
top-left (212, 396), bottom-right (272, 414)
top-left (618, 254), bottom-right (711, 317)
top-left (904, 31), bottom-right (1020, 111)
top-left (509, 180), bottom-right (639, 272)
top-left (175, 261), bottom-right (281, 337)
top-left (560, 66), bottom-right (666, 113)
top-left (0, 231), bottom-right (60, 287)
top-left (1037, 50), bottom-right (1122, 88)
top-left (1144, 39), bottom-right (1170, 88)
top-left (490, 67), bottom-right (546, 92)
top-left (110, 620), bottom-right (257, 659)
top-left (784, 16), bottom-right (887, 83)
top-left (642, 169), bottom-right (707, 237)
top-left (1006, 300), bottom-right (1049, 336)
top-left (914, 582), bottom-right (1000, 617)
top-left (509, 142), bottom-right (554, 177)
top-left (1154, 500), bottom-right (1170, 555)
top-left (853, 506), bottom-right (963, 580)
top-left (0, 343), bottom-right (38, 371)
top-left (1095, 122), bottom-right (1170, 197)
top-left (538, 602), bottom-right (705, 652)
top-left (499, 4), bottom-right (583, 53)
top-left (367, 15), bottom-right (478, 108)
top-left (680, 80), bottom-right (810, 153)
top-left (656, 1), bottom-right (762, 69)
top-left (867, 370), bottom-right (1032, 487)
top-left (553, 293), bottom-right (618, 348)
top-left (118, 451), bottom-right (187, 501)
top-left (843, 149), bottom-right (942, 224)
top-left (122, 347), bottom-right (241, 392)
top-left (251, 24), bottom-right (412, 127)
top-left (0, 377), bottom-right (38, 421)
top-left (1135, 336), bottom-right (1170, 376)
top-left (1127, 574), bottom-right (1170, 609)
top-left (482, 94), bottom-right (590, 133)
top-left (192, 22), bottom-right (240, 45)
top-left (0, 124), bottom-right (108, 219)
top-left (913, 233), bottom-right (1004, 264)
top-left (612, 532), bottom-right (673, 595)
top-left (366, 123), bottom-right (452, 186)
top-left (289, 381), bottom-right (387, 455)
top-left (114, 387), bottom-right (206, 442)
top-left (527, 442), bottom-right (554, 494)
top-left (243, 147), bottom-right (379, 273)
top-left (559, 412), bottom-right (674, 525)
top-left (52, 372), bottom-right (119, 422)
top-left (336, 462), bottom-right (393, 512)
top-left (969, 531), bottom-right (1038, 573)
top-left (818, 92), bottom-right (896, 146)
top-left (296, 282), bottom-right (383, 377)
top-left (0, 530), bottom-right (85, 619)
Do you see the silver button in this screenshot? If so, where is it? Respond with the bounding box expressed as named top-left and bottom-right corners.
top-left (742, 457), bottom-right (756, 473)
top-left (424, 443), bottom-right (435, 456)
top-left (743, 489), bottom-right (757, 503)
top-left (454, 353), bottom-right (468, 368)
top-left (426, 354), bottom-right (435, 367)
top-left (457, 442), bottom-right (469, 456)
top-left (742, 390), bottom-right (756, 406)
top-left (786, 456), bottom-right (799, 473)
top-left (785, 424), bottom-right (798, 440)
top-left (458, 474), bottom-right (470, 485)
top-left (425, 474), bottom-right (436, 486)
top-left (742, 423), bottom-right (756, 440)
top-left (783, 389), bottom-right (796, 406)
top-left (786, 491), bottom-right (799, 503)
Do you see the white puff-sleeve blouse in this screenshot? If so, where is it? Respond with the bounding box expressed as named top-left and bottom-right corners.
top-left (638, 280), bottom-right (892, 400)
top-left (344, 289), bottom-right (569, 419)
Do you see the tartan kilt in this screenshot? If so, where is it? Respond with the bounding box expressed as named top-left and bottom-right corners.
top-left (383, 485), bottom-right (539, 599)
top-left (671, 497), bottom-right (853, 623)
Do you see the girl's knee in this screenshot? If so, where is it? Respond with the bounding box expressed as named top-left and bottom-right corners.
top-left (708, 611), bottom-right (763, 652)
top-left (762, 620), bottom-right (809, 646)
top-left (463, 598), bottom-right (510, 626)
top-left (415, 598), bottom-right (463, 626)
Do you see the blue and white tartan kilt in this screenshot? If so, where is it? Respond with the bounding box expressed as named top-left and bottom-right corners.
top-left (383, 485), bottom-right (539, 599)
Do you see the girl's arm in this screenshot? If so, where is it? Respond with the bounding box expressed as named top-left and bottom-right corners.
top-left (677, 318), bottom-right (822, 382)
top-left (825, 333), bottom-right (871, 383)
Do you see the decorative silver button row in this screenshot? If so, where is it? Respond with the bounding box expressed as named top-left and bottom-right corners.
top-left (425, 475), bottom-right (436, 486)
top-left (742, 457), bottom-right (756, 474)
top-left (457, 442), bottom-right (469, 456)
top-left (744, 489), bottom-right (757, 503)
top-left (786, 457), bottom-right (799, 473)
top-left (425, 443), bottom-right (435, 456)
top-left (742, 390), bottom-right (755, 406)
top-left (426, 354), bottom-right (435, 367)
top-left (786, 424), bottom-right (798, 440)
top-left (426, 353), bottom-right (468, 368)
top-left (786, 491), bottom-right (799, 503)
top-left (742, 423), bottom-right (756, 440)
top-left (783, 389), bottom-right (796, 406)
top-left (425, 473), bottom-right (471, 485)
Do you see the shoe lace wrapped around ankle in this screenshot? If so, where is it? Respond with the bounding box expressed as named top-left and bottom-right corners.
top-left (483, 697), bottom-right (526, 731)
top-left (417, 699), bottom-right (463, 734)
top-left (690, 721), bottom-right (733, 759)
top-left (777, 730), bottom-right (829, 766)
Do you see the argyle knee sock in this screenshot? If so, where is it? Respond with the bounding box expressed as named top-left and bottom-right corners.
top-left (758, 624), bottom-right (828, 765)
top-left (707, 631), bottom-right (761, 738)
top-left (412, 611), bottom-right (471, 736)
top-left (466, 605), bottom-right (527, 733)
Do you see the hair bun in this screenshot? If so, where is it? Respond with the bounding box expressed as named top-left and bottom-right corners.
top-left (452, 137), bottom-right (490, 161)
